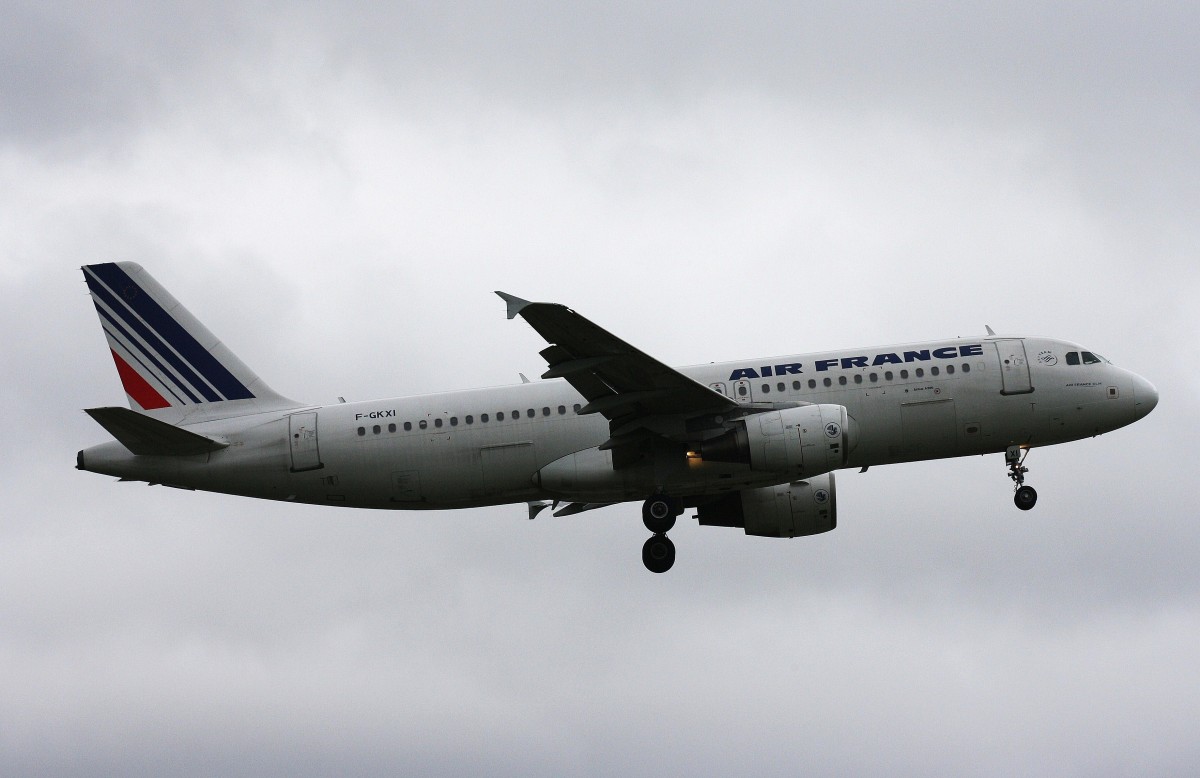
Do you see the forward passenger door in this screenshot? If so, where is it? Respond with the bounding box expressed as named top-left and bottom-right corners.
top-left (994, 339), bottom-right (1033, 395)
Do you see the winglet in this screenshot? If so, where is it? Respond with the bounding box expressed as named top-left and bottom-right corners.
top-left (985, 325), bottom-right (996, 336)
top-left (495, 291), bottom-right (532, 320)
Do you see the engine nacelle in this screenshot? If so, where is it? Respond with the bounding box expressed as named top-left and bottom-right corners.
top-left (696, 473), bottom-right (837, 538)
top-left (702, 404), bottom-right (854, 479)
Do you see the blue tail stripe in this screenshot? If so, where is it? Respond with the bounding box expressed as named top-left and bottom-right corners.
top-left (89, 265), bottom-right (258, 401)
top-left (85, 271), bottom-right (221, 402)
top-left (95, 303), bottom-right (194, 404)
top-left (87, 263), bottom-right (255, 401)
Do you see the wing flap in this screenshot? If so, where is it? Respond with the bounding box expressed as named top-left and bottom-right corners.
top-left (85, 407), bottom-right (229, 456)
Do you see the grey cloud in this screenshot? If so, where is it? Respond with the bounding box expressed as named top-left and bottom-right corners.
top-left (1, 3), bottom-right (1198, 776)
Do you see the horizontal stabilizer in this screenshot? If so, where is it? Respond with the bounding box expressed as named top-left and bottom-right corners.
top-left (85, 407), bottom-right (228, 456)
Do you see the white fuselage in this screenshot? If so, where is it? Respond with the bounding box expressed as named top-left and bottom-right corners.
top-left (78, 336), bottom-right (1156, 510)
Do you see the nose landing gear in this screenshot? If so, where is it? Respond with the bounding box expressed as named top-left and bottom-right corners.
top-left (642, 495), bottom-right (681, 573)
top-left (1006, 445), bottom-right (1038, 511)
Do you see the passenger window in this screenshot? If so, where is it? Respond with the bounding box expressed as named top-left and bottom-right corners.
top-left (900, 369), bottom-right (909, 379)
top-left (542, 407), bottom-right (550, 416)
top-left (1082, 351), bottom-right (1102, 365)
top-left (388, 423), bottom-right (396, 433)
top-left (558, 405), bottom-right (566, 415)
top-left (915, 368), bottom-right (924, 378)
top-left (465, 415), bottom-right (473, 424)
top-left (931, 366), bottom-right (940, 376)
top-left (853, 374), bottom-right (862, 384)
top-left (573, 404), bottom-right (582, 413)
top-left (373, 425), bottom-right (381, 434)
top-left (869, 373), bottom-right (878, 383)
top-left (513, 410), bottom-right (520, 419)
top-left (761, 384), bottom-right (771, 394)
top-left (946, 365), bottom-right (954, 375)
top-left (419, 420), bottom-right (428, 429)
top-left (823, 377), bottom-right (831, 387)
top-left (357, 427), bottom-right (365, 436)
top-left (792, 381), bottom-right (801, 390)
top-left (962, 364), bottom-right (970, 373)
top-left (450, 417), bottom-right (458, 426)
top-left (777, 382), bottom-right (785, 392)
top-left (527, 409), bottom-right (535, 418)
top-left (434, 418), bottom-right (443, 428)
top-left (838, 376), bottom-right (847, 386)
top-left (403, 422), bottom-right (412, 431)
top-left (808, 379), bottom-right (816, 389)
top-left (1066, 352), bottom-right (1080, 365)
top-left (738, 385), bottom-right (748, 397)
top-left (481, 413), bottom-right (489, 423)
top-left (885, 371), bottom-right (893, 381)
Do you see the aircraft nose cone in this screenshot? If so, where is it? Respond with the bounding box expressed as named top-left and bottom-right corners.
top-left (1132, 374), bottom-right (1159, 418)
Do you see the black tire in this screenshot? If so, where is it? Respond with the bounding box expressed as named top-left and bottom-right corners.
top-left (1014, 485), bottom-right (1038, 511)
top-left (642, 534), bottom-right (676, 574)
top-left (642, 496), bottom-right (678, 533)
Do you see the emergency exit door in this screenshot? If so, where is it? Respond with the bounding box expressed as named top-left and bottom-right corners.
top-left (288, 412), bottom-right (323, 472)
top-left (994, 339), bottom-right (1033, 395)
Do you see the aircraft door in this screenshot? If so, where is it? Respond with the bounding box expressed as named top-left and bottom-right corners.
top-left (733, 379), bottom-right (753, 404)
top-left (288, 412), bottom-right (323, 472)
top-left (994, 339), bottom-right (1033, 395)
top-left (391, 470), bottom-right (421, 502)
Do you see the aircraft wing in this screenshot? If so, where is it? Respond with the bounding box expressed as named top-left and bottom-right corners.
top-left (496, 292), bottom-right (737, 435)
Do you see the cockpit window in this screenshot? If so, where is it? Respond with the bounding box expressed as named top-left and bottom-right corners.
top-left (1082, 351), bottom-right (1105, 365)
top-left (1066, 351), bottom-right (1080, 365)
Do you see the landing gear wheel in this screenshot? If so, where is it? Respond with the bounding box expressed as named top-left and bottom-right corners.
top-left (1014, 485), bottom-right (1038, 511)
top-left (642, 534), bottom-right (676, 574)
top-left (642, 495), bottom-right (678, 534)
top-left (1005, 446), bottom-right (1038, 511)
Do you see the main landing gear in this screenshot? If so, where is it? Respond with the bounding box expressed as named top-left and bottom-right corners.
top-left (1006, 445), bottom-right (1038, 511)
top-left (642, 495), bottom-right (680, 573)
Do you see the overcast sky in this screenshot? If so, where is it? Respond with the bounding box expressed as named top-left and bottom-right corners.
top-left (3, 2), bottom-right (1198, 775)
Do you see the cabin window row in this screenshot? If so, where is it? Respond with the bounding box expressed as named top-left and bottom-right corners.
top-left (358, 403), bottom-right (583, 436)
top-left (753, 362), bottom-right (974, 394)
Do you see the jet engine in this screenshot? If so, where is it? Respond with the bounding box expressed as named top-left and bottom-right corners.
top-left (701, 404), bottom-right (854, 479)
top-left (696, 473), bottom-right (837, 538)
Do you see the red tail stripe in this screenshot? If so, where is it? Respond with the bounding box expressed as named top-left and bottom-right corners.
top-left (111, 350), bottom-right (170, 410)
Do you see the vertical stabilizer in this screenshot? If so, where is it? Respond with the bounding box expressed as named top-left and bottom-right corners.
top-left (82, 262), bottom-right (302, 422)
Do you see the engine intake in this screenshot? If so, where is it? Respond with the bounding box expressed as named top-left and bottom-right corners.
top-left (696, 473), bottom-right (837, 538)
top-left (702, 404), bottom-right (854, 479)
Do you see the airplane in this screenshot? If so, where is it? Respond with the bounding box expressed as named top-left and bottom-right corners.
top-left (76, 262), bottom-right (1158, 573)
